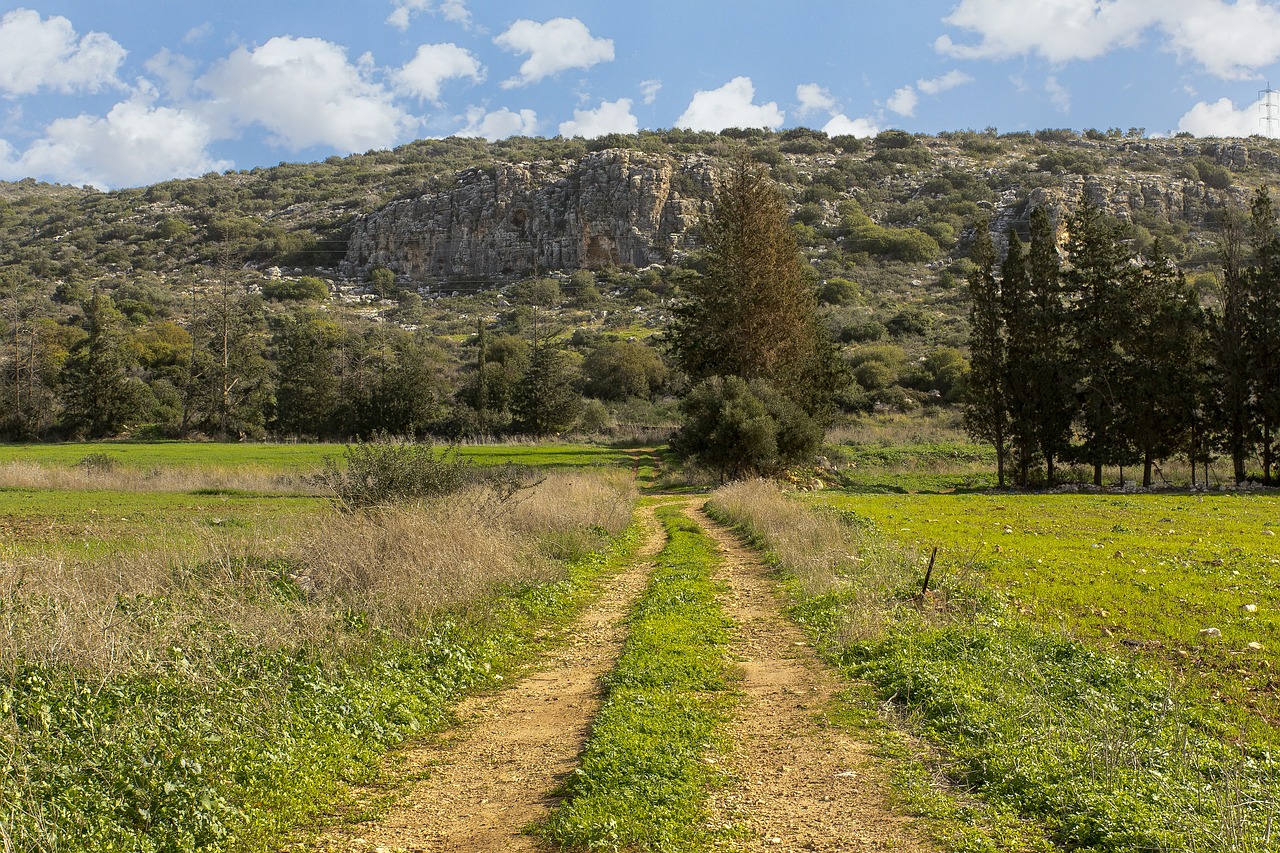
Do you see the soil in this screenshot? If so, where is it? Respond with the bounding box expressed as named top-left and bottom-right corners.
top-left (286, 498), bottom-right (933, 853)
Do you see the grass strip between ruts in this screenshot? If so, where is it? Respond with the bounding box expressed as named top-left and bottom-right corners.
top-left (539, 501), bottom-right (736, 852)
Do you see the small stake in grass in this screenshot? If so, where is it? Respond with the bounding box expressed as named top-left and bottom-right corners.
top-left (916, 546), bottom-right (939, 606)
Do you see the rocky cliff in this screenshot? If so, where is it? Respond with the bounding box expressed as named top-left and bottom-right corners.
top-left (341, 150), bottom-right (715, 280)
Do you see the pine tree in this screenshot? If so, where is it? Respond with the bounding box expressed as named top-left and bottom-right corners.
top-left (668, 155), bottom-right (836, 414)
top-left (1213, 210), bottom-right (1254, 484)
top-left (59, 292), bottom-right (149, 438)
top-left (963, 222), bottom-right (1009, 486)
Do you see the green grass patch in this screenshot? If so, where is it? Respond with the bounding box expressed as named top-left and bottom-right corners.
top-left (1, 512), bottom-right (645, 852)
top-left (713, 484), bottom-right (1280, 852)
top-left (831, 441), bottom-right (998, 494)
top-left (540, 503), bottom-right (736, 852)
top-left (0, 441), bottom-right (634, 474)
top-left (815, 492), bottom-right (1280, 722)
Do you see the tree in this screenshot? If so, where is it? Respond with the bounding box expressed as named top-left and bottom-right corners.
top-left (581, 340), bottom-right (668, 401)
top-left (668, 156), bottom-right (837, 414)
top-left (999, 230), bottom-right (1036, 485)
top-left (1247, 186), bottom-right (1280, 483)
top-left (1066, 194), bottom-right (1134, 485)
top-left (1212, 209), bottom-right (1254, 484)
top-left (511, 343), bottom-right (583, 436)
top-left (1025, 206), bottom-right (1074, 484)
top-left (272, 311), bottom-right (343, 437)
top-left (59, 292), bottom-right (149, 438)
top-left (962, 223), bottom-right (1009, 486)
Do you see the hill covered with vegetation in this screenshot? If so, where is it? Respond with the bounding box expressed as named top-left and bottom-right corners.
top-left (1, 127), bottom-right (1277, 446)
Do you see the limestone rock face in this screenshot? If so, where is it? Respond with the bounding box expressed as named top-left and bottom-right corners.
top-left (342, 150), bottom-right (714, 280)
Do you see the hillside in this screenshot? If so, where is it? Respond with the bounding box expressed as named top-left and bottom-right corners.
top-left (1, 127), bottom-right (1277, 441)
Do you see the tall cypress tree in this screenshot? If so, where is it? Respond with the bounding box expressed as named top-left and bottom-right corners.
top-left (963, 222), bottom-right (1009, 486)
top-left (1248, 186), bottom-right (1280, 483)
top-left (1067, 194), bottom-right (1134, 486)
top-left (1026, 206), bottom-right (1075, 484)
top-left (1213, 210), bottom-right (1254, 484)
top-left (59, 292), bottom-right (148, 438)
top-left (1000, 230), bottom-right (1037, 485)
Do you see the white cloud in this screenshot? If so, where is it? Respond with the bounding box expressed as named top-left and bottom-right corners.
top-left (0, 8), bottom-right (127, 96)
top-left (936, 0), bottom-right (1280, 80)
top-left (199, 36), bottom-right (416, 152)
top-left (559, 98), bottom-right (637, 138)
top-left (457, 106), bottom-right (538, 141)
top-left (1178, 95), bottom-right (1270, 136)
top-left (0, 90), bottom-right (229, 189)
top-left (675, 77), bottom-right (784, 131)
top-left (823, 113), bottom-right (879, 137)
top-left (394, 43), bottom-right (484, 103)
top-left (917, 70), bottom-right (974, 95)
top-left (145, 49), bottom-right (198, 101)
top-left (796, 83), bottom-right (836, 117)
top-left (1045, 75), bottom-right (1071, 112)
top-left (494, 18), bottom-right (614, 88)
top-left (887, 85), bottom-right (919, 117)
top-left (640, 79), bottom-right (662, 105)
top-left (387, 0), bottom-right (472, 31)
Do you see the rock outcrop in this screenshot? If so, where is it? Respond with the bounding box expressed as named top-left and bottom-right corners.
top-left (342, 150), bottom-right (714, 280)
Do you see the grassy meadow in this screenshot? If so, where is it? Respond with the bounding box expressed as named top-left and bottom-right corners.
top-left (0, 439), bottom-right (641, 852)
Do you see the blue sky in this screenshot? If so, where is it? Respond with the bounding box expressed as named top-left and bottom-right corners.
top-left (4, 0), bottom-right (1280, 188)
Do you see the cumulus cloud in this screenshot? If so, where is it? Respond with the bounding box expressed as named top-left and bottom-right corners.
top-left (1178, 95), bottom-right (1271, 136)
top-left (145, 48), bottom-right (199, 101)
top-left (559, 98), bottom-right (637, 138)
top-left (640, 79), bottom-right (662, 105)
top-left (0, 8), bottom-right (127, 96)
top-left (494, 18), bottom-right (614, 88)
top-left (0, 90), bottom-right (230, 189)
top-left (675, 77), bottom-right (784, 131)
top-left (457, 106), bottom-right (538, 140)
top-left (796, 83), bottom-right (836, 117)
top-left (199, 36), bottom-right (416, 152)
top-left (1045, 75), bottom-right (1071, 112)
top-left (387, 0), bottom-right (472, 31)
top-left (887, 85), bottom-right (919, 117)
top-left (937, 0), bottom-right (1280, 79)
top-left (917, 70), bottom-right (974, 95)
top-left (394, 43), bottom-right (484, 103)
top-left (823, 113), bottom-right (879, 137)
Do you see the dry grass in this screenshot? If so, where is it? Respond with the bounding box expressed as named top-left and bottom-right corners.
top-left (827, 410), bottom-right (969, 447)
top-left (0, 471), bottom-right (637, 676)
top-left (0, 460), bottom-right (314, 494)
top-left (708, 479), bottom-right (918, 642)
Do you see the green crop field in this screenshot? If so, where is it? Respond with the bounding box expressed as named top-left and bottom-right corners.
top-left (0, 440), bottom-right (636, 473)
top-left (812, 491), bottom-right (1280, 719)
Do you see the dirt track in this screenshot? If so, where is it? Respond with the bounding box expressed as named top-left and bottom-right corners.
top-left (287, 499), bottom-right (930, 852)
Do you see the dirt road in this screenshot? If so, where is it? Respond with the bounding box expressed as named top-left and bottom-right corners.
top-left (288, 499), bottom-right (930, 852)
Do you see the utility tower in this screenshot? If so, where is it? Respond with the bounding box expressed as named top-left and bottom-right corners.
top-left (1261, 82), bottom-right (1279, 138)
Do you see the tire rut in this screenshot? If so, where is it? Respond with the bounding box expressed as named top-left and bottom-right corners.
top-left (286, 503), bottom-right (668, 853)
top-left (690, 502), bottom-right (933, 853)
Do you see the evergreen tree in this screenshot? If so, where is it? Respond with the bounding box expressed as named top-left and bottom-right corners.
top-left (668, 156), bottom-right (837, 414)
top-left (59, 292), bottom-right (149, 438)
top-left (1067, 194), bottom-right (1134, 485)
top-left (272, 311), bottom-right (344, 437)
top-left (963, 223), bottom-right (1009, 486)
top-left (1248, 186), bottom-right (1280, 483)
top-left (1212, 210), bottom-right (1254, 484)
top-left (1026, 206), bottom-right (1075, 484)
top-left (511, 342), bottom-right (583, 436)
top-left (999, 231), bottom-right (1037, 484)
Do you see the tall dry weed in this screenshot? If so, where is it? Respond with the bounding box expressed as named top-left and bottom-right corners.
top-left (709, 479), bottom-right (917, 642)
top-left (0, 460), bottom-right (313, 494)
top-left (0, 470), bottom-right (636, 676)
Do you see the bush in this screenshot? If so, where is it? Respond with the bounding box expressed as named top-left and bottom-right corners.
top-left (312, 435), bottom-right (476, 510)
top-left (673, 376), bottom-right (821, 482)
top-left (262, 276), bottom-right (328, 302)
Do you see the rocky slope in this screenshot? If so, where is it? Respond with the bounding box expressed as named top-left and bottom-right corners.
top-left (341, 150), bottom-right (715, 279)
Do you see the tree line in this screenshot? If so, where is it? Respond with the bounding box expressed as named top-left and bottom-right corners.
top-left (965, 188), bottom-right (1280, 488)
top-left (0, 273), bottom-right (672, 443)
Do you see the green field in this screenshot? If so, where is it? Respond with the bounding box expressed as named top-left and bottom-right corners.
top-left (812, 491), bottom-right (1280, 719)
top-left (0, 440), bottom-right (635, 473)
